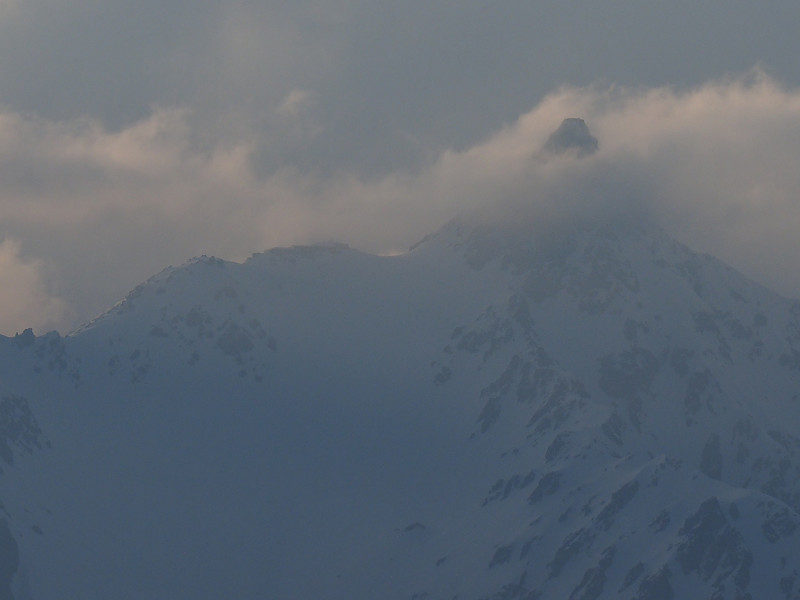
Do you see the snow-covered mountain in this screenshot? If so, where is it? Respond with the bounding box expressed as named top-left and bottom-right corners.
top-left (1, 208), bottom-right (800, 599)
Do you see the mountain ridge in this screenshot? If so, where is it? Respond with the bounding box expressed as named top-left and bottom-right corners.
top-left (1, 212), bottom-right (799, 599)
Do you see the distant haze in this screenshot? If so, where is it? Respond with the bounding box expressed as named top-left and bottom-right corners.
top-left (1, 3), bottom-right (800, 333)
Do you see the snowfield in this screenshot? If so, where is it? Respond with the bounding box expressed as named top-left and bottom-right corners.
top-left (1, 211), bottom-right (800, 599)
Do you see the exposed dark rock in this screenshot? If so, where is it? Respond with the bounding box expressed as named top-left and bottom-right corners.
top-left (700, 434), bottom-right (723, 480)
top-left (600, 411), bottom-right (626, 447)
top-left (635, 566), bottom-right (674, 600)
top-left (0, 395), bottom-right (44, 467)
top-left (215, 322), bottom-right (255, 356)
top-left (677, 498), bottom-right (752, 594)
top-left (12, 328), bottom-right (35, 349)
top-left (542, 118), bottom-right (599, 158)
top-left (483, 470), bottom-right (537, 506)
top-left (528, 471), bottom-right (562, 504)
top-left (650, 510), bottom-right (671, 533)
top-left (762, 507), bottom-right (797, 543)
top-left (545, 432), bottom-right (570, 463)
top-left (548, 528), bottom-right (597, 580)
top-left (595, 480), bottom-right (639, 529)
top-left (490, 544), bottom-right (515, 568)
top-left (568, 545), bottom-right (616, 600)
top-left (621, 562), bottom-right (646, 591)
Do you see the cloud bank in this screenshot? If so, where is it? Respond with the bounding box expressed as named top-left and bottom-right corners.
top-left (3, 72), bottom-right (800, 333)
top-left (0, 239), bottom-right (69, 334)
top-left (3, 2), bottom-right (800, 177)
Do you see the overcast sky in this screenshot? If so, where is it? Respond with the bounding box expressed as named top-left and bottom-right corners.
top-left (2, 1), bottom-right (800, 334)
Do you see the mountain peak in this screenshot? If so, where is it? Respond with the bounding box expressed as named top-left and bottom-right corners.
top-left (542, 117), bottom-right (599, 157)
top-left (3, 200), bottom-right (800, 599)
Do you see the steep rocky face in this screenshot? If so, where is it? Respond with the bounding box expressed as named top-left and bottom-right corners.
top-left (415, 215), bottom-right (800, 599)
top-left (0, 214), bottom-right (799, 599)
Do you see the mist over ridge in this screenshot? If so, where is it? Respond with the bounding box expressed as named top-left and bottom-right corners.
top-left (2, 72), bottom-right (800, 333)
top-left (3, 170), bottom-right (800, 598)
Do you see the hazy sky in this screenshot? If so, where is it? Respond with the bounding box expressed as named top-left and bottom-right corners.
top-left (2, 1), bottom-right (800, 334)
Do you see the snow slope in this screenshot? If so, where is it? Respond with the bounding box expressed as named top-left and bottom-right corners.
top-left (1, 211), bottom-right (800, 599)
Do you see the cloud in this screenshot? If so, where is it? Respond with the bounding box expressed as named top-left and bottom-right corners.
top-left (0, 107), bottom-right (268, 330)
top-left (3, 72), bottom-right (800, 333)
top-left (297, 71), bottom-right (800, 299)
top-left (5, 2), bottom-right (800, 179)
top-left (344, 70), bottom-right (800, 300)
top-left (0, 239), bottom-right (69, 335)
top-left (549, 73), bottom-right (800, 295)
top-left (278, 90), bottom-right (313, 119)
top-left (4, 3), bottom-right (800, 335)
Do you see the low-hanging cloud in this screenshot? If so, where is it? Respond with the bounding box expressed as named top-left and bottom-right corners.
top-left (2, 71), bottom-right (800, 334)
top-left (378, 70), bottom-right (800, 297)
top-left (0, 239), bottom-right (69, 334)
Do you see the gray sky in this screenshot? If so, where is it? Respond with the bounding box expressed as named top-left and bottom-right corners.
top-left (2, 1), bottom-right (800, 333)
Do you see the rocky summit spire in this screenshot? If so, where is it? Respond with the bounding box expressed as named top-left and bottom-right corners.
top-left (542, 117), bottom-right (599, 158)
